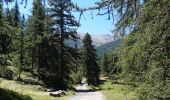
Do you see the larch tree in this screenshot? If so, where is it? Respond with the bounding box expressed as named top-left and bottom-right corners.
top-left (110, 0), bottom-right (170, 99)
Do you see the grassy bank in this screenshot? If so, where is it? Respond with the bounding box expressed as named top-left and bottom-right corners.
top-left (90, 77), bottom-right (137, 100)
top-left (0, 78), bottom-right (73, 100)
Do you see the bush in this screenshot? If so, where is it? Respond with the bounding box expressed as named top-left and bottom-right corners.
top-left (0, 67), bottom-right (14, 80)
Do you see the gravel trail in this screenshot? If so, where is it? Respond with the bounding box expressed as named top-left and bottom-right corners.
top-left (70, 78), bottom-right (105, 100)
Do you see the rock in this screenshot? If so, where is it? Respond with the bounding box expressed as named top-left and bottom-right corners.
top-left (49, 90), bottom-right (67, 97)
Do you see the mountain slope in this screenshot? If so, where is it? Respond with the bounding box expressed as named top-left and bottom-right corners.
top-left (96, 39), bottom-right (122, 57)
top-left (79, 33), bottom-right (114, 47)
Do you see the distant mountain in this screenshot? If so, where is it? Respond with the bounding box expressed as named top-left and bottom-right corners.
top-left (79, 33), bottom-right (114, 47)
top-left (66, 33), bottom-right (122, 52)
top-left (91, 34), bottom-right (115, 47)
top-left (96, 39), bottom-right (122, 57)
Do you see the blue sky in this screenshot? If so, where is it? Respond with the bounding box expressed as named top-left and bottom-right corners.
top-left (5, 0), bottom-right (114, 35)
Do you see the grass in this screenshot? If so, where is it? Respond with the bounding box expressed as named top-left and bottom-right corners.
top-left (0, 78), bottom-right (74, 100)
top-left (90, 77), bottom-right (137, 100)
top-left (0, 75), bottom-right (137, 100)
top-left (0, 88), bottom-right (32, 100)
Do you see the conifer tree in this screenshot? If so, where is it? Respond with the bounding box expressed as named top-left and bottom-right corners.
top-left (115, 0), bottom-right (170, 99)
top-left (0, 0), bottom-right (14, 79)
top-left (11, 0), bottom-right (21, 52)
top-left (18, 15), bottom-right (25, 80)
top-left (13, 0), bottom-right (20, 27)
top-left (0, 0), bottom-right (12, 56)
top-left (4, 8), bottom-right (13, 26)
top-left (27, 0), bottom-right (45, 72)
top-left (49, 0), bottom-right (79, 89)
top-left (82, 33), bottom-right (100, 86)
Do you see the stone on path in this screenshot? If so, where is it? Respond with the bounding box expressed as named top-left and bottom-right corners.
top-left (49, 90), bottom-right (67, 97)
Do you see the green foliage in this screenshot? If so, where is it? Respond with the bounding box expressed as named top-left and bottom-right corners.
top-left (0, 67), bottom-right (13, 80)
top-left (0, 78), bottom-right (73, 100)
top-left (111, 0), bottom-right (170, 99)
top-left (95, 0), bottom-right (143, 34)
top-left (0, 0), bottom-right (15, 80)
top-left (13, 0), bottom-right (21, 27)
top-left (97, 78), bottom-right (137, 100)
top-left (103, 54), bottom-right (109, 74)
top-left (48, 0), bottom-right (80, 89)
top-left (96, 39), bottom-right (122, 57)
top-left (100, 48), bottom-right (122, 82)
top-left (82, 33), bottom-right (100, 86)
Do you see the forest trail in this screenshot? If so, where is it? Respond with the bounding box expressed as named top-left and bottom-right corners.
top-left (70, 78), bottom-right (105, 100)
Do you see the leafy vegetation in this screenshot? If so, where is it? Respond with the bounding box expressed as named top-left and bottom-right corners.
top-left (0, 78), bottom-right (72, 100)
top-left (96, 39), bottom-right (122, 57)
top-left (82, 33), bottom-right (100, 86)
top-left (97, 0), bottom-right (170, 99)
top-left (90, 77), bottom-right (137, 100)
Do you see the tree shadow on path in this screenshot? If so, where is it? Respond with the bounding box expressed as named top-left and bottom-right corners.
top-left (0, 88), bottom-right (32, 100)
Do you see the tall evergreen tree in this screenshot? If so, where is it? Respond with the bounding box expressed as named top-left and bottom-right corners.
top-left (18, 15), bottom-right (25, 80)
top-left (82, 33), bottom-right (100, 86)
top-left (27, 0), bottom-right (45, 73)
top-left (0, 0), bottom-right (12, 56)
top-left (49, 0), bottom-right (79, 89)
top-left (13, 0), bottom-right (20, 27)
top-left (0, 0), bottom-right (14, 79)
top-left (0, 0), bottom-right (13, 33)
top-left (4, 8), bottom-right (13, 26)
top-left (11, 0), bottom-right (21, 52)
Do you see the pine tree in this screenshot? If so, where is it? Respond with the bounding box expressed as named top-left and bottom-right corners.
top-left (4, 8), bottom-right (13, 26)
top-left (0, 0), bottom-right (14, 79)
top-left (18, 15), bottom-right (25, 80)
top-left (27, 0), bottom-right (45, 73)
top-left (13, 0), bottom-right (20, 27)
top-left (0, 0), bottom-right (12, 56)
top-left (0, 0), bottom-right (14, 21)
top-left (82, 33), bottom-right (100, 86)
top-left (49, 0), bottom-right (79, 89)
top-left (7, 0), bottom-right (21, 55)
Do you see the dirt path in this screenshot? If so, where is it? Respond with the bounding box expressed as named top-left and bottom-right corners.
top-left (70, 91), bottom-right (104, 100)
top-left (70, 78), bottom-right (105, 100)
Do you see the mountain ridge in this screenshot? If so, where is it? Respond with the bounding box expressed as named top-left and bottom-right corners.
top-left (96, 39), bottom-right (122, 57)
top-left (79, 33), bottom-right (115, 47)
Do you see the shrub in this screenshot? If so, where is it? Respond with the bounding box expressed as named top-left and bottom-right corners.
top-left (0, 67), bottom-right (14, 80)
